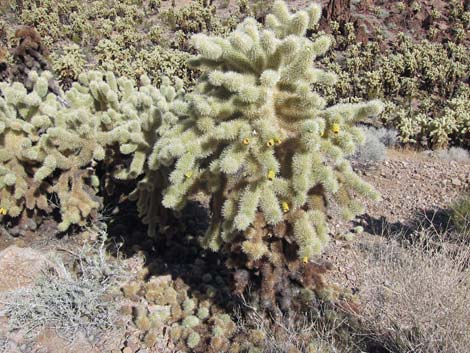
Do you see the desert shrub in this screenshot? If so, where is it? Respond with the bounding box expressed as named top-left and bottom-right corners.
top-left (234, 302), bottom-right (350, 353)
top-left (374, 127), bottom-right (398, 147)
top-left (0, 232), bottom-right (127, 340)
top-left (134, 0), bottom-right (383, 311)
top-left (352, 126), bottom-right (397, 163)
top-left (450, 194), bottom-right (470, 236)
top-left (434, 146), bottom-right (470, 163)
top-left (353, 127), bottom-right (386, 163)
top-left (358, 229), bottom-right (470, 353)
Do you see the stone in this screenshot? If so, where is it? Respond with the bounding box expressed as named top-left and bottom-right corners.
top-left (0, 246), bottom-right (56, 292)
top-left (451, 178), bottom-right (461, 186)
top-left (35, 328), bottom-right (98, 353)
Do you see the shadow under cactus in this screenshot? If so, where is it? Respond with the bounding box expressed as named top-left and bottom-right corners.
top-left (357, 206), bottom-right (461, 245)
top-left (356, 214), bottom-right (413, 239)
top-left (105, 199), bottom-right (237, 305)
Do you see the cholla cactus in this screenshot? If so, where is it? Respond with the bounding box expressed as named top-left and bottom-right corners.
top-left (51, 43), bottom-right (86, 88)
top-left (0, 69), bottom-right (182, 231)
top-left (155, 0), bottom-right (382, 258)
top-left (151, 1), bottom-right (383, 309)
top-left (0, 71), bottom-right (57, 219)
top-left (127, 76), bottom-right (187, 237)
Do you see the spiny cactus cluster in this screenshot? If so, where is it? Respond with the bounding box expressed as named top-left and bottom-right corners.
top-left (122, 276), bottom-right (241, 352)
top-left (128, 1), bottom-right (383, 310)
top-left (2, 0), bottom-right (383, 313)
top-left (51, 43), bottom-right (86, 89)
top-left (319, 22), bottom-right (469, 148)
top-left (0, 70), bottom-right (183, 231)
top-left (153, 0), bottom-right (382, 258)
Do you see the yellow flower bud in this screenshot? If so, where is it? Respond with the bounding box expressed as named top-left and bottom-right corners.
top-left (242, 138), bottom-right (250, 145)
top-left (331, 123), bottom-right (340, 134)
top-left (0, 208), bottom-right (6, 215)
top-left (274, 137), bottom-right (282, 144)
top-left (267, 170), bottom-right (275, 180)
top-left (281, 201), bottom-right (289, 213)
top-left (266, 139), bottom-right (275, 147)
top-left (302, 256), bottom-right (308, 264)
top-left (185, 171), bottom-right (193, 178)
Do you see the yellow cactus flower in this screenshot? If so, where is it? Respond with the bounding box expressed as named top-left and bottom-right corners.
top-left (281, 201), bottom-right (289, 213)
top-left (302, 256), bottom-right (309, 264)
top-left (185, 171), bottom-right (193, 178)
top-left (274, 137), bottom-right (282, 144)
top-left (266, 139), bottom-right (275, 147)
top-left (0, 208), bottom-right (6, 215)
top-left (242, 138), bottom-right (250, 145)
top-left (331, 123), bottom-right (340, 134)
top-left (267, 170), bottom-right (275, 180)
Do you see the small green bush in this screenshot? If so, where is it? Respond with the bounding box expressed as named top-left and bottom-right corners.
top-left (450, 194), bottom-right (470, 236)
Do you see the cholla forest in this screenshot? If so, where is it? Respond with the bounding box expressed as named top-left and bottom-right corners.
top-left (0, 1), bottom-right (468, 352)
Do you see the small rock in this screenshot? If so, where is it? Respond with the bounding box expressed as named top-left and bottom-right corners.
top-left (122, 347), bottom-right (133, 353)
top-left (451, 178), bottom-right (461, 186)
top-left (0, 246), bottom-right (57, 292)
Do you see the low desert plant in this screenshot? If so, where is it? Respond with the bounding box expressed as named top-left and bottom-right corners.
top-left (449, 194), bottom-right (470, 237)
top-left (357, 225), bottom-right (470, 353)
top-left (434, 147), bottom-right (470, 163)
top-left (352, 126), bottom-right (394, 163)
top-left (234, 300), bottom-right (349, 353)
top-left (145, 0), bottom-right (383, 312)
top-left (0, 231), bottom-right (128, 341)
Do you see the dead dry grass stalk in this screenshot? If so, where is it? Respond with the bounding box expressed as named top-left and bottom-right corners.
top-left (234, 293), bottom-right (351, 353)
top-left (0, 229), bottom-right (129, 343)
top-left (357, 224), bottom-right (470, 353)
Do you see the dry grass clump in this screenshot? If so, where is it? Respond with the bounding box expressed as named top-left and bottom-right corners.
top-left (233, 300), bottom-right (350, 353)
top-left (357, 225), bottom-right (470, 353)
top-left (0, 230), bottom-right (128, 342)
